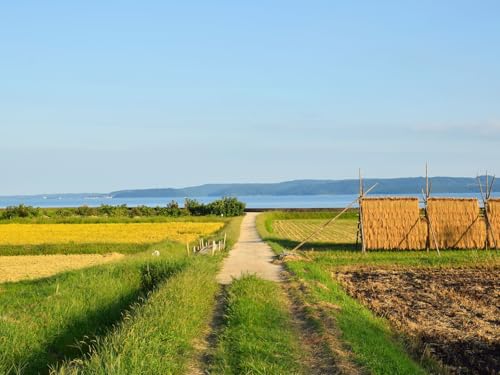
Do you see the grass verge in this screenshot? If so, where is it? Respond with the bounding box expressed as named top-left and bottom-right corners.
top-left (212, 276), bottom-right (303, 375)
top-left (286, 261), bottom-right (427, 374)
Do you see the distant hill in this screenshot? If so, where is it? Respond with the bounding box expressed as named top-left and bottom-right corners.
top-left (110, 177), bottom-right (497, 198)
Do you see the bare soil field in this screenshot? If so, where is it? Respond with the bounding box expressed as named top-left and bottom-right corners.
top-left (0, 253), bottom-right (124, 283)
top-left (336, 267), bottom-right (499, 375)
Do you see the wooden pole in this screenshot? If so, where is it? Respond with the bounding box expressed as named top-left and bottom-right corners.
top-left (422, 164), bottom-right (439, 256)
top-left (359, 169), bottom-right (367, 253)
top-left (424, 164), bottom-right (430, 252)
top-left (291, 183), bottom-right (378, 252)
top-left (186, 242), bottom-right (190, 256)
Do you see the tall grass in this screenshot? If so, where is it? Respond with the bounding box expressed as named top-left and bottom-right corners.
top-left (53, 256), bottom-right (222, 374)
top-left (212, 276), bottom-right (303, 375)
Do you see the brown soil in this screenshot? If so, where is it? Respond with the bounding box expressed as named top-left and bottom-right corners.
top-left (336, 267), bottom-right (500, 375)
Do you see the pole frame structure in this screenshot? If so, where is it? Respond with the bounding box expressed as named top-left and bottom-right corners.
top-left (421, 163), bottom-right (440, 256)
top-left (478, 172), bottom-right (497, 250)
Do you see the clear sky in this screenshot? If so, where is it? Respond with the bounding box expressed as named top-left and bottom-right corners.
top-left (1, 1), bottom-right (499, 195)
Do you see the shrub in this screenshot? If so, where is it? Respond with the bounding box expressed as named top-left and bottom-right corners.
top-left (207, 197), bottom-right (246, 217)
top-left (2, 204), bottom-right (40, 219)
top-left (75, 205), bottom-right (97, 216)
top-left (184, 198), bottom-right (208, 216)
top-left (164, 200), bottom-right (182, 217)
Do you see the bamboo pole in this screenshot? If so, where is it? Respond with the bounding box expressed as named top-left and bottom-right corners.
top-left (359, 169), bottom-right (367, 253)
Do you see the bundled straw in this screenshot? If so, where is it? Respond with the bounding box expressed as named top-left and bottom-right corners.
top-left (427, 198), bottom-right (486, 249)
top-left (361, 198), bottom-right (427, 250)
top-left (486, 198), bottom-right (500, 249)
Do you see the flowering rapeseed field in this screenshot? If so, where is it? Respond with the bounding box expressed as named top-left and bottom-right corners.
top-left (0, 222), bottom-right (224, 245)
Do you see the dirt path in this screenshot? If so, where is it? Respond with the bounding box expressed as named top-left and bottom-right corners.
top-left (216, 213), bottom-right (282, 284)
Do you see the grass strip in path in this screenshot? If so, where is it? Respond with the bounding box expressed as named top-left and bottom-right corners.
top-left (53, 255), bottom-right (222, 374)
top-left (212, 275), bottom-right (303, 375)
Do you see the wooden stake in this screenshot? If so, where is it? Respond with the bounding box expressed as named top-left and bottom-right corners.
top-left (359, 169), bottom-right (367, 253)
top-left (186, 242), bottom-right (190, 256)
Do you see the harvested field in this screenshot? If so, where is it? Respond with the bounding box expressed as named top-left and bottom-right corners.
top-left (0, 222), bottom-right (223, 245)
top-left (273, 219), bottom-right (357, 243)
top-left (361, 197), bottom-right (427, 250)
top-left (336, 267), bottom-right (500, 374)
top-left (0, 253), bottom-right (125, 283)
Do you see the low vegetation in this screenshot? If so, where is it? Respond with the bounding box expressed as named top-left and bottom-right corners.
top-left (212, 276), bottom-right (303, 374)
top-left (0, 197), bottom-right (245, 221)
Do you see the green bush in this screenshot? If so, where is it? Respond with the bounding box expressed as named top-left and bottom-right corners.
top-left (75, 205), bottom-right (98, 216)
top-left (207, 197), bottom-right (246, 217)
top-left (184, 198), bottom-right (208, 216)
top-left (2, 204), bottom-right (40, 219)
top-left (185, 197), bottom-right (245, 217)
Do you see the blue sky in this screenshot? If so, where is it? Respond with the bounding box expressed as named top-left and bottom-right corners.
top-left (1, 1), bottom-right (499, 194)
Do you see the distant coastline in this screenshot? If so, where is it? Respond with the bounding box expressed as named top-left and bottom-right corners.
top-left (0, 176), bottom-right (497, 201)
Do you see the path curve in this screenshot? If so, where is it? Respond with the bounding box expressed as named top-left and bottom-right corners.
top-left (217, 213), bottom-right (282, 284)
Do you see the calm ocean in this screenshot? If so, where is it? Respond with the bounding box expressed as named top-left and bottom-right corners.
top-left (0, 193), bottom-right (496, 209)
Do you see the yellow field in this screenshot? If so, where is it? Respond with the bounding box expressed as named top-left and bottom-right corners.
top-left (0, 222), bottom-right (224, 245)
top-left (273, 219), bottom-right (357, 243)
top-left (0, 253), bottom-right (125, 283)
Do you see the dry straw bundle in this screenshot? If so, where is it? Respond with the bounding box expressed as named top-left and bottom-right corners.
top-left (486, 198), bottom-right (500, 248)
top-left (361, 198), bottom-right (427, 250)
top-left (427, 198), bottom-right (486, 249)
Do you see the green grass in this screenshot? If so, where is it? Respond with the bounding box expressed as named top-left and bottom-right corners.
top-left (0, 241), bottom-right (187, 374)
top-left (212, 276), bottom-right (303, 375)
top-left (255, 211), bottom-right (498, 374)
top-left (53, 255), bottom-right (222, 374)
